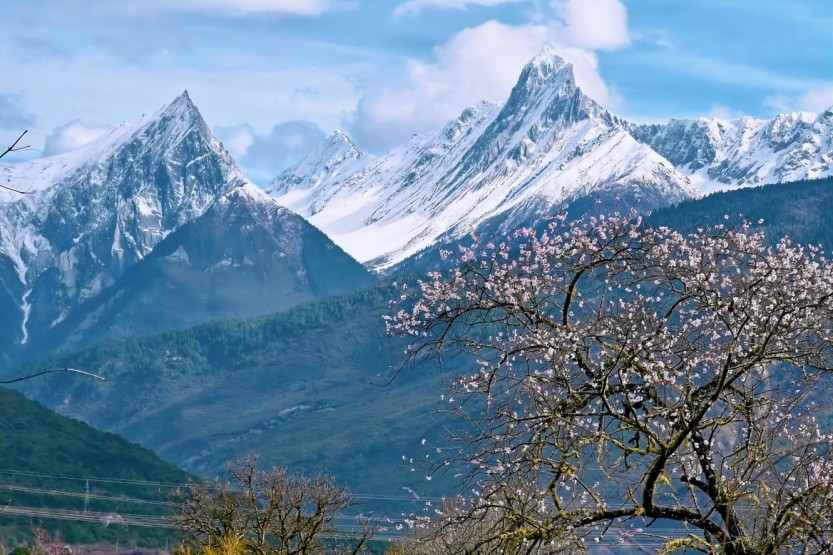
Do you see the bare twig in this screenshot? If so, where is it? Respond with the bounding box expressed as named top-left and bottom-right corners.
top-left (0, 130), bottom-right (34, 194)
top-left (0, 130), bottom-right (30, 159)
top-left (0, 367), bottom-right (106, 384)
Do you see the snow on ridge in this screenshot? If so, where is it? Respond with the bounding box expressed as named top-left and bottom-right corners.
top-left (0, 91), bottom-right (211, 204)
top-left (630, 108), bottom-right (832, 193)
top-left (0, 91), bottom-right (256, 350)
top-left (267, 129), bottom-right (368, 198)
top-left (0, 122), bottom-right (132, 202)
top-left (524, 46), bottom-right (571, 80)
top-left (270, 53), bottom-right (694, 271)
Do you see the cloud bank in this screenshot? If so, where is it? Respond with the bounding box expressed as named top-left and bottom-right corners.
top-left (394, 0), bottom-right (524, 19)
top-left (215, 121), bottom-right (326, 183)
top-left (764, 83), bottom-right (833, 114)
top-left (43, 120), bottom-right (110, 157)
top-left (177, 0), bottom-right (333, 15)
top-left (348, 0), bottom-right (630, 150)
top-left (0, 93), bottom-right (36, 131)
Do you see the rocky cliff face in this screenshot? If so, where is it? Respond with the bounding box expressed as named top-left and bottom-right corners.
top-left (0, 93), bottom-right (373, 361)
top-left (630, 108), bottom-right (833, 191)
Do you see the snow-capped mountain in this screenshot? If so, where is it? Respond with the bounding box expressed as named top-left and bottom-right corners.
top-left (267, 130), bottom-right (366, 197)
top-left (0, 92), bottom-right (372, 361)
top-left (270, 48), bottom-right (696, 271)
top-left (630, 108), bottom-right (833, 192)
top-left (50, 183), bottom-right (374, 349)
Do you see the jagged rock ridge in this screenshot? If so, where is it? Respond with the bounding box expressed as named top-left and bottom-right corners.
top-left (630, 108), bottom-right (833, 191)
top-left (0, 93), bottom-right (373, 361)
top-left (271, 48), bottom-right (696, 271)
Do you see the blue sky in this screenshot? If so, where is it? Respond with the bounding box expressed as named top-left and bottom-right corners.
top-left (1, 0), bottom-right (831, 182)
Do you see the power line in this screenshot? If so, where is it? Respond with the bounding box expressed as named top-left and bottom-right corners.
top-left (1, 506), bottom-right (174, 528)
top-left (0, 467), bottom-right (448, 502)
top-left (0, 483), bottom-right (175, 506)
top-left (0, 468), bottom-right (185, 488)
top-left (0, 477), bottom-right (735, 546)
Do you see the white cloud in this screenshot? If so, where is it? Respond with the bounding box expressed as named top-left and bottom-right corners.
top-left (764, 83), bottom-right (833, 114)
top-left (706, 105), bottom-right (746, 120)
top-left (0, 92), bottom-right (36, 131)
top-left (187, 0), bottom-right (332, 15)
top-left (215, 121), bottom-right (326, 183)
top-left (552, 0), bottom-right (629, 50)
top-left (219, 125), bottom-right (256, 159)
top-left (394, 0), bottom-right (523, 19)
top-left (348, 0), bottom-right (629, 151)
top-left (42, 120), bottom-right (110, 157)
top-left (348, 20), bottom-right (549, 150)
top-left (799, 85), bottom-right (833, 112)
top-left (100, 0), bottom-right (337, 16)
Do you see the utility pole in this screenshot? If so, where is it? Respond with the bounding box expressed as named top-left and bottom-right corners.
top-left (83, 479), bottom-right (90, 513)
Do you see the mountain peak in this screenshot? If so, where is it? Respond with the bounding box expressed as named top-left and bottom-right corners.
top-left (494, 48), bottom-right (581, 127)
top-left (517, 47), bottom-right (575, 92)
top-left (528, 46), bottom-right (568, 71)
top-left (154, 90), bottom-right (203, 126)
top-left (114, 90), bottom-right (218, 164)
top-left (475, 47), bottom-right (598, 149)
top-left (266, 130), bottom-right (366, 197)
top-left (329, 129), bottom-right (362, 157)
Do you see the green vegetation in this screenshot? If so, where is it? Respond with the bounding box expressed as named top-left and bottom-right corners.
top-left (0, 386), bottom-right (192, 547)
top-left (7, 284), bottom-right (457, 516)
top-left (647, 176), bottom-right (833, 249)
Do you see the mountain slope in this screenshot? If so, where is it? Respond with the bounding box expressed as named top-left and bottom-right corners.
top-left (3, 175), bottom-right (830, 539)
top-left (630, 108), bottom-right (833, 191)
top-left (8, 285), bottom-right (455, 515)
top-left (0, 91), bottom-right (244, 359)
top-left (271, 48), bottom-right (696, 271)
top-left (0, 93), bottom-right (375, 361)
top-left (0, 386), bottom-right (191, 546)
top-left (10, 178), bottom-right (833, 518)
top-left (39, 184), bottom-right (375, 350)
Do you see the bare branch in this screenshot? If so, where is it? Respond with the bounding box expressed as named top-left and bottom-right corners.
top-left (0, 130), bottom-right (34, 194)
top-left (0, 367), bottom-right (106, 384)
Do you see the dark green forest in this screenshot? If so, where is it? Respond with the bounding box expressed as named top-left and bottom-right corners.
top-left (6, 284), bottom-right (453, 517)
top-left (647, 176), bottom-right (833, 249)
top-left (0, 388), bottom-right (191, 547)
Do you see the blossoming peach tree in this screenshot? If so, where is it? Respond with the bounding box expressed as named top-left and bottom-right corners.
top-left (388, 214), bottom-right (833, 554)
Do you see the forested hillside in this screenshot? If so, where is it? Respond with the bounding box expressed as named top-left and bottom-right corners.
top-left (0, 387), bottom-right (192, 547)
top-left (7, 285), bottom-right (456, 515)
top-left (647, 177), bottom-right (833, 249)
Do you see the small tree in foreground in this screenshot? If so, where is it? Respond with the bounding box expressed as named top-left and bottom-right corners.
top-left (389, 214), bottom-right (833, 554)
top-left (174, 458), bottom-right (373, 554)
